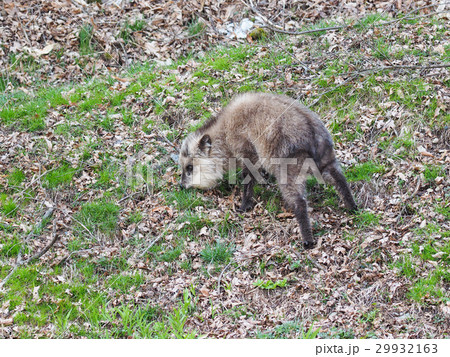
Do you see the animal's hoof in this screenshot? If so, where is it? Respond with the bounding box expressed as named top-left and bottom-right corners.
top-left (237, 201), bottom-right (255, 212)
top-left (303, 241), bottom-right (316, 249)
top-left (349, 205), bottom-right (358, 214)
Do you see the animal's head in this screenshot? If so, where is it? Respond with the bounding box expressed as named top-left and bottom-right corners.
top-left (179, 132), bottom-right (224, 189)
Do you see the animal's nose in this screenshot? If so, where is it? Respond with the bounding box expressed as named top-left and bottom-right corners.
top-left (179, 182), bottom-right (185, 189)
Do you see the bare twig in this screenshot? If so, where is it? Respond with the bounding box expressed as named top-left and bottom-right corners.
top-left (264, 24), bottom-right (346, 36)
top-left (358, 63), bottom-right (450, 73)
top-left (0, 265), bottom-right (20, 290)
top-left (23, 220), bottom-right (59, 264)
top-left (24, 207), bottom-right (55, 242)
top-left (411, 176), bottom-right (422, 198)
top-left (156, 130), bottom-right (179, 150)
top-left (71, 216), bottom-right (97, 241)
top-left (19, 166), bottom-right (59, 195)
top-left (0, 207), bottom-right (55, 289)
top-left (309, 63), bottom-right (450, 107)
top-left (241, 0), bottom-right (284, 30)
top-left (308, 74), bottom-right (359, 107)
top-left (305, 253), bottom-right (326, 271)
top-left (216, 261), bottom-right (232, 293)
top-left (58, 248), bottom-right (93, 266)
top-left (117, 190), bottom-right (144, 204)
top-left (17, 15), bottom-right (31, 45)
top-left (256, 2), bottom-right (450, 36)
top-left (139, 235), bottom-right (162, 257)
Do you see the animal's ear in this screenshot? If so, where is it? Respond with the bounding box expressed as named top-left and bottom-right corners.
top-left (199, 134), bottom-right (212, 153)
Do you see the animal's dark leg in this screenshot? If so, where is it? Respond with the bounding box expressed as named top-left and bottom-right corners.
top-left (238, 167), bottom-right (256, 212)
top-left (325, 163), bottom-right (358, 212)
top-left (293, 195), bottom-right (315, 249)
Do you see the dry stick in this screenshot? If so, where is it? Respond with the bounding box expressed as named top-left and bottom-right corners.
top-left (17, 16), bottom-right (31, 46)
top-left (19, 166), bottom-right (60, 195)
top-left (58, 248), bottom-right (93, 266)
top-left (24, 207), bottom-right (55, 242)
top-left (0, 207), bottom-right (55, 289)
top-left (216, 261), bottom-right (232, 294)
top-left (308, 74), bottom-right (359, 107)
top-left (139, 235), bottom-right (162, 257)
top-left (117, 190), bottom-right (144, 204)
top-left (156, 131), bottom-right (179, 150)
top-left (23, 220), bottom-right (59, 264)
top-left (71, 216), bottom-right (97, 241)
top-left (241, 0), bottom-right (284, 30)
top-left (358, 63), bottom-right (450, 73)
top-left (258, 2), bottom-right (450, 36)
top-left (308, 63), bottom-right (450, 107)
top-left (264, 24), bottom-right (345, 36)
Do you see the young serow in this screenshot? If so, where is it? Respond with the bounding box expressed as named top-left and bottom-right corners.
top-left (179, 93), bottom-right (357, 248)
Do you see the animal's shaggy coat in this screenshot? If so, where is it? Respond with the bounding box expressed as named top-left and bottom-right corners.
top-left (179, 93), bottom-right (357, 247)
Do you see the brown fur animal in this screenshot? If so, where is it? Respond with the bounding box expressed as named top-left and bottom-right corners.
top-left (179, 93), bottom-right (357, 248)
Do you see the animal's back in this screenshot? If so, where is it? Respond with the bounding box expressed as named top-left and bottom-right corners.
top-left (219, 93), bottom-right (334, 165)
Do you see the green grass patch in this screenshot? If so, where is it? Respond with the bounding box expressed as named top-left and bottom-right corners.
top-left (79, 23), bottom-right (95, 55)
top-left (7, 168), bottom-right (26, 187)
top-left (165, 190), bottom-right (206, 210)
top-left (94, 289), bottom-right (197, 338)
top-left (256, 321), bottom-right (320, 339)
top-left (158, 246), bottom-right (182, 263)
top-left (372, 38), bottom-right (391, 60)
top-left (108, 272), bottom-right (145, 293)
top-left (394, 255), bottom-right (416, 278)
top-left (74, 200), bottom-right (120, 237)
top-left (355, 13), bottom-right (390, 29)
top-left (216, 212), bottom-right (240, 237)
top-left (43, 164), bottom-right (76, 188)
top-left (176, 212), bottom-right (212, 238)
top-left (435, 201), bottom-right (450, 220)
top-left (127, 211), bottom-right (143, 224)
top-left (423, 165), bottom-right (446, 184)
top-left (0, 235), bottom-right (23, 258)
top-left (408, 269), bottom-right (450, 303)
top-left (345, 162), bottom-right (384, 182)
top-left (0, 194), bottom-right (18, 217)
top-left (200, 241), bottom-right (233, 265)
top-left (353, 211), bottom-right (380, 228)
top-left (120, 19), bottom-right (147, 44)
top-left (188, 18), bottom-right (206, 37)
top-left (254, 278), bottom-right (288, 290)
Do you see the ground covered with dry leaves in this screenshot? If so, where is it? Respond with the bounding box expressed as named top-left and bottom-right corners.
top-left (0, 0), bottom-right (449, 338)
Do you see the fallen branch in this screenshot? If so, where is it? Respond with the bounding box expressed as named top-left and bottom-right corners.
top-left (139, 235), bottom-right (162, 257)
top-left (358, 63), bottom-right (450, 73)
top-left (71, 216), bottom-right (97, 241)
top-left (58, 248), bottom-right (93, 266)
top-left (22, 220), bottom-right (58, 264)
top-left (309, 63), bottom-right (450, 107)
top-left (254, 2), bottom-right (450, 36)
top-left (308, 74), bottom-right (359, 107)
top-left (19, 166), bottom-right (59, 195)
top-left (216, 261), bottom-right (232, 294)
top-left (264, 24), bottom-right (345, 36)
top-left (0, 207), bottom-right (55, 289)
top-left (24, 207), bottom-right (55, 242)
top-left (117, 190), bottom-right (144, 204)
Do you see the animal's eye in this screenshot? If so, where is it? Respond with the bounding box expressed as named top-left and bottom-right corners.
top-left (186, 165), bottom-right (193, 174)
